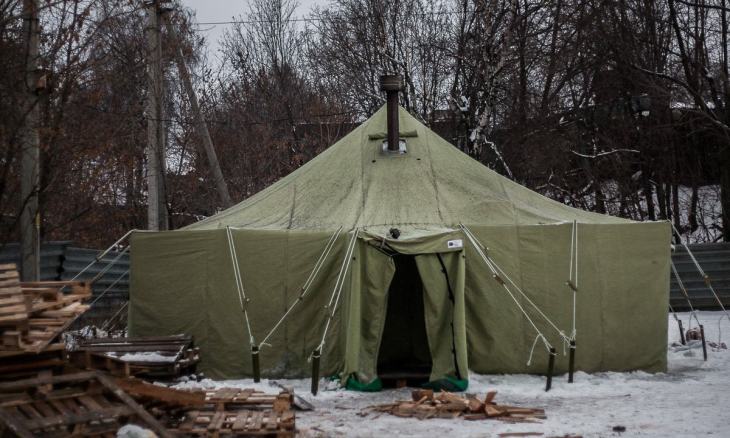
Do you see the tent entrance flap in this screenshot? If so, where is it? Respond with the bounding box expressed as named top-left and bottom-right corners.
top-left (377, 255), bottom-right (432, 385)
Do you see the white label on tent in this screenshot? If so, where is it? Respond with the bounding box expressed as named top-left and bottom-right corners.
top-left (447, 239), bottom-right (463, 249)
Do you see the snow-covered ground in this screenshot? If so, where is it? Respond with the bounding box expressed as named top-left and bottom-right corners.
top-left (173, 311), bottom-right (730, 437)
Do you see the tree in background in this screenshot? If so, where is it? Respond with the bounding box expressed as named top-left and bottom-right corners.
top-left (0, 0), bottom-right (727, 247)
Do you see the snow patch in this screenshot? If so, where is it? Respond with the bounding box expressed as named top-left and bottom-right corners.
top-left (156, 311), bottom-right (729, 437)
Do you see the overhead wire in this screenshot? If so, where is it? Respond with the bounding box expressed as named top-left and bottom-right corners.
top-left (192, 9), bottom-right (471, 28)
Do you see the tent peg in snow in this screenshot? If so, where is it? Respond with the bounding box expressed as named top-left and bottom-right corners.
top-left (568, 340), bottom-right (576, 383)
top-left (546, 348), bottom-right (556, 392)
top-left (311, 348), bottom-right (321, 396)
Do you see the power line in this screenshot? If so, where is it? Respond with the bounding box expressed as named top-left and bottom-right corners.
top-left (66, 99), bottom-right (353, 127)
top-left (192, 9), bottom-right (469, 27)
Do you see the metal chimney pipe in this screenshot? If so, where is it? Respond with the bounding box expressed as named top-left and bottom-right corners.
top-left (380, 75), bottom-right (404, 151)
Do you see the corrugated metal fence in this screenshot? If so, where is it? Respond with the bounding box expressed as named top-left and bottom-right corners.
top-left (0, 241), bottom-right (70, 280)
top-left (670, 243), bottom-right (730, 310)
top-left (0, 241), bottom-right (129, 326)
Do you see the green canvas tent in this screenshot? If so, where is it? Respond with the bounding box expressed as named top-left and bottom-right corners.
top-left (129, 105), bottom-right (670, 388)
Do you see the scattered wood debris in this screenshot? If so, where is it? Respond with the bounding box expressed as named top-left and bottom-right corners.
top-left (363, 389), bottom-right (546, 422)
top-left (69, 335), bottom-right (200, 379)
top-left (108, 378), bottom-right (299, 436)
top-left (0, 370), bottom-right (173, 438)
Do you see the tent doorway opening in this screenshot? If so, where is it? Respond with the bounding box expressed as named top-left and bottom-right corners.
top-left (377, 254), bottom-right (432, 388)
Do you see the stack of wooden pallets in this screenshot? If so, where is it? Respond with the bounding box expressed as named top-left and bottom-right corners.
top-left (0, 264), bottom-right (91, 380)
top-left (0, 371), bottom-right (172, 438)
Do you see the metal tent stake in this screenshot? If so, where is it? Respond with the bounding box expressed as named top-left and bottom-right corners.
top-left (700, 325), bottom-right (708, 361)
top-left (568, 341), bottom-right (576, 383)
top-left (251, 345), bottom-right (261, 383)
top-left (678, 320), bottom-right (686, 345)
top-left (545, 347), bottom-right (556, 392)
top-left (311, 349), bottom-right (321, 396)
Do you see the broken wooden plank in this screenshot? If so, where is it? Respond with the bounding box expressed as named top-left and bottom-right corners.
top-left (498, 433), bottom-right (544, 437)
top-left (110, 376), bottom-right (205, 409)
top-left (411, 389), bottom-right (434, 402)
top-left (485, 390), bottom-right (498, 404)
top-left (94, 372), bottom-right (175, 438)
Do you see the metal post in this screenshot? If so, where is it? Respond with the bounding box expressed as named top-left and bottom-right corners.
top-left (251, 345), bottom-right (261, 382)
top-left (568, 340), bottom-right (576, 383)
top-left (700, 325), bottom-right (708, 361)
top-left (20, 0), bottom-right (40, 282)
top-left (678, 320), bottom-right (686, 345)
top-left (379, 75), bottom-right (403, 151)
top-left (311, 349), bottom-right (321, 396)
top-left (545, 348), bottom-right (556, 391)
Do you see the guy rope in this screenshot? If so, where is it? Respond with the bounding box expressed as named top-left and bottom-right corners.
top-left (63, 230), bottom-right (135, 328)
top-left (670, 256), bottom-right (701, 348)
top-left (311, 227), bottom-right (359, 395)
top-left (225, 226), bottom-right (259, 380)
top-left (670, 222), bottom-right (730, 349)
top-left (258, 226), bottom-right (343, 348)
top-left (459, 223), bottom-right (570, 390)
top-left (61, 229), bottom-right (136, 291)
top-left (226, 226), bottom-right (346, 385)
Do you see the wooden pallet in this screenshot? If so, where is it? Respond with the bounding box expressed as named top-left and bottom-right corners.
top-left (0, 264), bottom-right (91, 357)
top-left (0, 371), bottom-right (173, 438)
top-left (0, 343), bottom-right (68, 381)
top-left (70, 335), bottom-right (200, 379)
top-left (0, 264), bottom-right (30, 336)
top-left (200, 388), bottom-right (292, 413)
top-left (168, 410), bottom-right (295, 437)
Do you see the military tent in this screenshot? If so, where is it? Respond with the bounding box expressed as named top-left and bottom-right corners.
top-left (128, 105), bottom-right (670, 388)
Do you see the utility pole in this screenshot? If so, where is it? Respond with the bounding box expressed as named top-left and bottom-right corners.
top-left (146, 0), bottom-right (168, 230)
top-left (163, 12), bottom-right (232, 208)
top-left (20, 0), bottom-right (40, 281)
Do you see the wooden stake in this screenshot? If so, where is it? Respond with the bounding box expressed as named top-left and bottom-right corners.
top-left (678, 319), bottom-right (686, 345)
top-left (568, 340), bottom-right (576, 383)
top-left (545, 348), bottom-right (556, 392)
top-left (311, 349), bottom-right (321, 396)
top-left (700, 325), bottom-right (708, 361)
top-left (251, 345), bottom-right (260, 383)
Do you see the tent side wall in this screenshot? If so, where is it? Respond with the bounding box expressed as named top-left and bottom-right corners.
top-left (129, 229), bottom-right (348, 380)
top-left (464, 221), bottom-right (670, 374)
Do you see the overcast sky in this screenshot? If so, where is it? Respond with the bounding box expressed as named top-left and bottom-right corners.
top-left (183, 0), bottom-right (324, 59)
